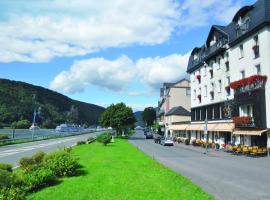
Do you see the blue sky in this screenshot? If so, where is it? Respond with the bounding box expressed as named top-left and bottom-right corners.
top-left (0, 0), bottom-right (255, 111)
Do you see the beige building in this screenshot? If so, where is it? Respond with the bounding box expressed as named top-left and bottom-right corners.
top-left (157, 79), bottom-right (191, 137)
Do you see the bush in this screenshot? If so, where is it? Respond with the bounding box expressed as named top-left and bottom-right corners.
top-left (11, 120), bottom-right (31, 129)
top-left (77, 141), bottom-right (86, 145)
top-left (97, 132), bottom-right (111, 146)
top-left (19, 151), bottom-right (45, 172)
top-left (0, 134), bottom-right (9, 140)
top-left (23, 167), bottom-right (56, 191)
top-left (0, 169), bottom-right (25, 200)
top-left (185, 138), bottom-right (190, 145)
top-left (43, 150), bottom-right (80, 177)
top-left (0, 163), bottom-right (13, 172)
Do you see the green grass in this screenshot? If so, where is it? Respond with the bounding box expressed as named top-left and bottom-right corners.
top-left (28, 139), bottom-right (213, 200)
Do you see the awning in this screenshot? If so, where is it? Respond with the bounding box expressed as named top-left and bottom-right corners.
top-left (214, 123), bottom-right (234, 132)
top-left (186, 124), bottom-right (204, 131)
top-left (207, 124), bottom-right (217, 131)
top-left (233, 129), bottom-right (269, 136)
top-left (168, 124), bottom-right (189, 131)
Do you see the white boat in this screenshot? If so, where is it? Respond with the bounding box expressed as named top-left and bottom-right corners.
top-left (55, 124), bottom-right (83, 132)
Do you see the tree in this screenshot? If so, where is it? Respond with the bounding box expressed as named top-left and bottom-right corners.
top-left (142, 107), bottom-right (156, 127)
top-left (99, 103), bottom-right (136, 135)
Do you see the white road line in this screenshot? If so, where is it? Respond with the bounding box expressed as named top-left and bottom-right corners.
top-left (0, 138), bottom-right (76, 158)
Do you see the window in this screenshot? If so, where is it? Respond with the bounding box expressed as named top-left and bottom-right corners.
top-left (218, 80), bottom-right (222, 93)
top-left (193, 73), bottom-right (195, 82)
top-left (219, 106), bottom-right (222, 119)
top-left (253, 36), bottom-right (260, 58)
top-left (255, 64), bottom-right (261, 75)
top-left (212, 107), bottom-right (215, 120)
top-left (239, 44), bottom-right (244, 58)
top-left (199, 109), bottom-right (201, 120)
top-left (204, 85), bottom-right (207, 97)
top-left (240, 70), bottom-right (245, 79)
top-left (193, 90), bottom-right (196, 100)
top-left (186, 88), bottom-right (191, 96)
top-left (204, 65), bottom-right (207, 76)
top-left (226, 77), bottom-right (231, 96)
top-left (217, 57), bottom-right (221, 69)
top-left (239, 104), bottom-right (253, 118)
top-left (210, 62), bottom-right (213, 79)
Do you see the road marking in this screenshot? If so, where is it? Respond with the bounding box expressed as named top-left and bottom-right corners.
top-left (0, 138), bottom-right (75, 158)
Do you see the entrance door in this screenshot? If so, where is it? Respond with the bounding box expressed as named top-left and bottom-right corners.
top-left (224, 132), bottom-right (231, 144)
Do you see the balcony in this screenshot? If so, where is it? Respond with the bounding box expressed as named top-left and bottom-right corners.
top-left (230, 75), bottom-right (267, 95)
top-left (233, 116), bottom-right (255, 128)
top-left (201, 38), bottom-right (228, 62)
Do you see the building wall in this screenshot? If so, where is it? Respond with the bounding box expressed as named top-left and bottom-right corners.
top-left (165, 115), bottom-right (191, 125)
top-left (190, 27), bottom-right (270, 128)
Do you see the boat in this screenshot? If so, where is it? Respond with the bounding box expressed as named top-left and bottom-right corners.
top-left (55, 124), bottom-right (83, 132)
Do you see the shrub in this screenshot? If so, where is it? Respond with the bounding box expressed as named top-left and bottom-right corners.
top-left (23, 167), bottom-right (56, 191)
top-left (97, 132), bottom-right (111, 146)
top-left (185, 138), bottom-right (190, 145)
top-left (0, 134), bottom-right (9, 140)
top-left (0, 163), bottom-right (13, 172)
top-left (19, 151), bottom-right (45, 172)
top-left (11, 120), bottom-right (31, 129)
top-left (0, 169), bottom-right (25, 200)
top-left (43, 150), bottom-right (80, 177)
top-left (77, 141), bottom-right (86, 145)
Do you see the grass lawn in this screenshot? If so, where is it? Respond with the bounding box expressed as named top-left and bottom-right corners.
top-left (28, 139), bottom-right (213, 200)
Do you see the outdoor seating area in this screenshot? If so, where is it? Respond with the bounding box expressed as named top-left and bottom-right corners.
top-left (225, 145), bottom-right (268, 157)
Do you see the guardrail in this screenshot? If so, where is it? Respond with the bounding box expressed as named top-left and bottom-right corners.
top-left (0, 130), bottom-right (105, 145)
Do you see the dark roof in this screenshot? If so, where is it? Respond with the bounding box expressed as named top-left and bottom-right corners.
top-left (187, 0), bottom-right (270, 73)
top-left (165, 106), bottom-right (191, 116)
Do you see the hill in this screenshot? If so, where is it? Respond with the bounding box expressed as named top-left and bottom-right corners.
top-left (0, 78), bottom-right (105, 128)
top-left (134, 111), bottom-right (144, 127)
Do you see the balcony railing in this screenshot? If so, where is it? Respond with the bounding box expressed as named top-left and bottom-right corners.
top-left (230, 75), bottom-right (267, 95)
top-left (233, 116), bottom-right (255, 128)
top-left (201, 38), bottom-right (228, 61)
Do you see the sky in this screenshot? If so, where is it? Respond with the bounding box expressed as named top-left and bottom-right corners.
top-left (0, 0), bottom-right (256, 111)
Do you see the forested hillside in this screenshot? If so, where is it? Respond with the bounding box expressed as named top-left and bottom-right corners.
top-left (0, 79), bottom-right (105, 128)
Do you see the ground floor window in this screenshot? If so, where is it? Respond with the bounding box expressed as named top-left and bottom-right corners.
top-left (251, 134), bottom-right (267, 147)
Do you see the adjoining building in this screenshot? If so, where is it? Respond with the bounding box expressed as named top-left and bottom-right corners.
top-left (186, 0), bottom-right (270, 148)
top-left (157, 79), bottom-right (191, 138)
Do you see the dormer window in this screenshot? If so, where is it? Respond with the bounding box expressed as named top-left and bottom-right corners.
top-left (236, 16), bottom-right (250, 37)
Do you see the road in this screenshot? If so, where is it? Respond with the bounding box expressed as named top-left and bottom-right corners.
top-left (0, 132), bottom-right (97, 167)
top-left (129, 130), bottom-right (270, 200)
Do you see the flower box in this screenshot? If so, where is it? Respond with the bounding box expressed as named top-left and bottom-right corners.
top-left (233, 116), bottom-right (252, 126)
top-left (252, 45), bottom-right (259, 50)
top-left (197, 94), bottom-right (201, 102)
top-left (229, 75), bottom-right (267, 90)
top-left (196, 75), bottom-right (201, 82)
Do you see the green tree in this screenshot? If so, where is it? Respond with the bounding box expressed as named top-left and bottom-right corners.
top-left (142, 107), bottom-right (156, 127)
top-left (99, 103), bottom-right (136, 135)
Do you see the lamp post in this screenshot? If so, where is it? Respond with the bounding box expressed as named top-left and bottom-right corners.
top-left (204, 118), bottom-right (208, 154)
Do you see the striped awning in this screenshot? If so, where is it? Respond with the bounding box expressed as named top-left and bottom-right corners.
top-left (233, 129), bottom-right (269, 136)
top-left (168, 124), bottom-right (189, 131)
top-left (214, 123), bottom-right (234, 132)
top-left (186, 124), bottom-right (204, 131)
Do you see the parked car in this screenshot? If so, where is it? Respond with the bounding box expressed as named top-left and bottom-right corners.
top-left (160, 137), bottom-right (174, 146)
top-left (145, 132), bottom-right (153, 139)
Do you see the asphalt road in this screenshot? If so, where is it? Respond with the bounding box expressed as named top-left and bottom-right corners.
top-left (129, 130), bottom-right (270, 200)
top-left (0, 132), bottom-right (98, 167)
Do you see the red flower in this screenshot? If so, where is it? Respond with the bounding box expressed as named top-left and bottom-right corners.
top-left (252, 45), bottom-right (259, 50)
top-left (233, 116), bottom-right (252, 126)
top-left (196, 75), bottom-right (201, 81)
top-left (229, 75), bottom-right (267, 90)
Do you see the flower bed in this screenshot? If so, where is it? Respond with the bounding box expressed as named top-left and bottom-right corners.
top-left (229, 75), bottom-right (267, 90)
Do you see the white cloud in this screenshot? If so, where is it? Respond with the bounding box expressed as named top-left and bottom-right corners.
top-left (50, 55), bottom-right (136, 93)
top-left (0, 0), bottom-right (245, 63)
top-left (179, 0), bottom-right (243, 30)
top-left (50, 52), bottom-right (190, 94)
top-left (0, 0), bottom-right (179, 63)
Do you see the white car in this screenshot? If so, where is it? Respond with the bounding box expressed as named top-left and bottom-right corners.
top-left (160, 137), bottom-right (174, 146)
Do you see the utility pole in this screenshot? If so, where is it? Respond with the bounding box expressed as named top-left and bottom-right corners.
top-left (204, 117), bottom-right (208, 154)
